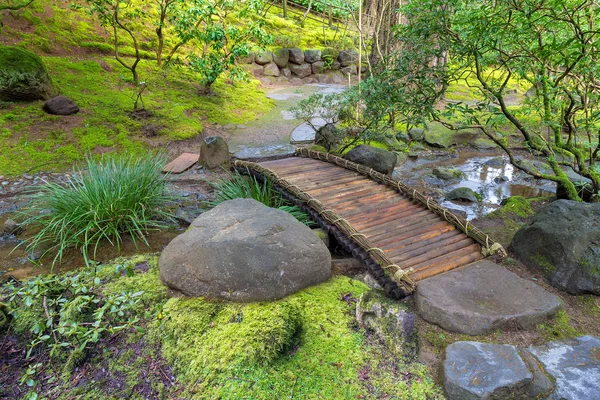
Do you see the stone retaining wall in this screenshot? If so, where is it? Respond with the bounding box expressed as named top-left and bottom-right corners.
top-left (241, 48), bottom-right (359, 85)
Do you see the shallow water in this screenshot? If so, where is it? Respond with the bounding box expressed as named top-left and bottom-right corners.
top-left (394, 151), bottom-right (555, 220)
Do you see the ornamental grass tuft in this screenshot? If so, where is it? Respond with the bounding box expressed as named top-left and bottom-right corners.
top-left (20, 153), bottom-right (174, 268)
top-left (206, 171), bottom-right (316, 227)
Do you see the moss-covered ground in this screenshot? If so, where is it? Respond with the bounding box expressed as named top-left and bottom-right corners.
top-left (1, 255), bottom-right (444, 399)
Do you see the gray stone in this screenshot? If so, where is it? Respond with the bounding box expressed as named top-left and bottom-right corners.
top-left (312, 228), bottom-right (329, 247)
top-left (251, 63), bottom-right (264, 76)
top-left (304, 49), bottom-right (322, 64)
top-left (233, 144), bottom-right (296, 161)
top-left (281, 68), bottom-right (292, 79)
top-left (446, 187), bottom-right (479, 202)
top-left (255, 50), bottom-right (273, 65)
top-left (337, 49), bottom-right (358, 67)
top-left (288, 63), bottom-right (312, 78)
top-left (328, 71), bottom-right (345, 84)
top-left (288, 48), bottom-right (304, 64)
top-left (311, 61), bottom-right (325, 74)
top-left (315, 123), bottom-right (340, 149)
top-left (273, 48), bottom-right (289, 68)
top-left (159, 199), bottom-right (332, 302)
top-left (509, 200), bottom-right (600, 295)
top-left (290, 117), bottom-right (326, 144)
top-left (330, 61), bottom-right (341, 70)
top-left (361, 273), bottom-right (383, 290)
top-left (356, 290), bottom-right (418, 359)
top-left (2, 218), bottom-right (23, 235)
top-left (175, 207), bottom-right (203, 226)
top-left (43, 96), bottom-right (79, 115)
top-left (528, 336), bottom-right (600, 400)
top-left (408, 128), bottom-right (425, 141)
top-left (444, 342), bottom-right (533, 400)
top-left (433, 167), bottom-right (463, 181)
top-left (0, 46), bottom-right (57, 101)
top-left (340, 65), bottom-right (357, 75)
top-left (263, 62), bottom-right (280, 77)
top-left (238, 52), bottom-right (255, 64)
top-left (200, 136), bottom-right (230, 169)
top-left (519, 350), bottom-right (555, 399)
top-left (344, 145), bottom-right (397, 175)
top-left (416, 260), bottom-right (563, 335)
top-left (471, 138), bottom-right (496, 150)
top-left (485, 157), bottom-right (506, 167)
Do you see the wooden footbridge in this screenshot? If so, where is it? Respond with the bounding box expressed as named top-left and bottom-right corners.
top-left (234, 149), bottom-right (506, 298)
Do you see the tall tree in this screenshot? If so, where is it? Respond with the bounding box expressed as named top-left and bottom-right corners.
top-left (391, 0), bottom-right (600, 201)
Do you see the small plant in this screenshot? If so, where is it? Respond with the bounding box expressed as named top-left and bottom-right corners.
top-left (20, 153), bottom-right (174, 268)
top-left (206, 171), bottom-right (316, 227)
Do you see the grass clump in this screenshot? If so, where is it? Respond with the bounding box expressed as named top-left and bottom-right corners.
top-left (21, 154), bottom-right (174, 267)
top-left (206, 171), bottom-right (315, 226)
top-left (491, 196), bottom-right (535, 219)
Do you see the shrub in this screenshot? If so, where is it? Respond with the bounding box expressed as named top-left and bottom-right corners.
top-left (206, 171), bottom-right (316, 226)
top-left (21, 153), bottom-right (174, 267)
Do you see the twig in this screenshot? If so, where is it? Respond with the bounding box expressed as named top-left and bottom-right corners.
top-left (289, 376), bottom-right (298, 399)
top-left (42, 296), bottom-right (58, 344)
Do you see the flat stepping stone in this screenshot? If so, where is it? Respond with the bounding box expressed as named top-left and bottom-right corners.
top-left (290, 117), bottom-right (326, 144)
top-left (163, 152), bottom-right (199, 174)
top-left (233, 145), bottom-right (296, 162)
top-left (528, 336), bottom-right (600, 400)
top-left (444, 342), bottom-right (533, 400)
top-left (416, 260), bottom-right (563, 335)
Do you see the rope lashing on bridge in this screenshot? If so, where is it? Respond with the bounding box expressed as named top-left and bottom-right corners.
top-left (295, 148), bottom-right (508, 259)
top-left (233, 159), bottom-right (417, 293)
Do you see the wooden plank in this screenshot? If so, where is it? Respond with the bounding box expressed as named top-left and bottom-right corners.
top-left (306, 180), bottom-right (379, 197)
top-left (354, 208), bottom-right (432, 231)
top-left (409, 244), bottom-right (481, 273)
top-left (277, 165), bottom-right (353, 179)
top-left (409, 251), bottom-right (482, 281)
top-left (393, 237), bottom-right (476, 269)
top-left (372, 222), bottom-right (456, 252)
top-left (163, 152), bottom-right (199, 174)
top-left (291, 175), bottom-right (366, 191)
top-left (367, 217), bottom-right (447, 243)
top-left (322, 189), bottom-right (398, 208)
top-left (341, 199), bottom-right (417, 219)
top-left (266, 161), bottom-right (340, 175)
top-left (318, 186), bottom-right (393, 204)
top-left (383, 230), bottom-right (463, 257)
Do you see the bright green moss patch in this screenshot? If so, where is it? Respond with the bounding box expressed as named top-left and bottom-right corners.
top-left (537, 310), bottom-right (580, 341)
top-left (531, 254), bottom-right (557, 277)
top-left (490, 196), bottom-right (535, 219)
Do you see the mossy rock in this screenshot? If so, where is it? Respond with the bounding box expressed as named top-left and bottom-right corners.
top-left (0, 45), bottom-right (57, 101)
top-left (491, 196), bottom-right (535, 219)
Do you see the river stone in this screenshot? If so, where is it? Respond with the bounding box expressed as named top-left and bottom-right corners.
top-left (263, 62), bottom-right (280, 77)
top-left (0, 45), bottom-right (57, 101)
top-left (408, 128), bottom-right (425, 141)
top-left (255, 50), bottom-right (272, 65)
top-left (288, 48), bottom-right (304, 64)
top-left (159, 199), bottom-right (332, 302)
top-left (233, 144), bottom-right (296, 161)
top-left (443, 342), bottom-right (533, 400)
top-left (288, 63), bottom-right (312, 78)
top-left (251, 63), bottom-right (264, 76)
top-left (43, 96), bottom-right (79, 115)
top-left (433, 167), bottom-right (462, 181)
top-left (200, 136), bottom-right (229, 169)
top-left (304, 49), bottom-right (321, 64)
top-left (344, 145), bottom-right (397, 175)
top-left (311, 61), bottom-right (325, 74)
top-left (356, 290), bottom-right (417, 359)
top-left (416, 260), bottom-right (563, 335)
top-left (273, 48), bottom-right (289, 68)
top-left (338, 49), bottom-right (358, 67)
top-left (528, 336), bottom-right (600, 400)
top-left (446, 187), bottom-right (478, 202)
top-left (519, 350), bottom-right (555, 398)
top-left (281, 68), bottom-right (292, 79)
top-left (509, 200), bottom-right (600, 295)
top-left (2, 218), bottom-right (23, 235)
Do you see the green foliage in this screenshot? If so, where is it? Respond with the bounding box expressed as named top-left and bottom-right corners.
top-left (20, 154), bottom-right (174, 267)
top-left (169, 0), bottom-right (272, 91)
top-left (490, 196), bottom-right (534, 219)
top-left (0, 45), bottom-right (56, 101)
top-left (537, 310), bottom-right (580, 341)
top-left (396, 0), bottom-right (600, 200)
top-left (206, 171), bottom-right (316, 226)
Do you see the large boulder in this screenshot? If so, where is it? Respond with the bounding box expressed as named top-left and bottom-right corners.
top-left (509, 200), bottom-right (600, 295)
top-left (344, 145), bottom-right (397, 175)
top-left (159, 199), bottom-right (332, 302)
top-left (263, 62), bottom-right (280, 77)
top-left (200, 136), bottom-right (230, 169)
top-left (338, 49), bottom-right (358, 67)
top-left (0, 45), bottom-right (57, 101)
top-left (255, 50), bottom-right (273, 65)
top-left (444, 342), bottom-right (533, 400)
top-left (273, 48), bottom-right (289, 68)
top-left (43, 96), bottom-right (79, 115)
top-left (304, 49), bottom-right (321, 64)
top-left (416, 260), bottom-right (563, 335)
top-left (288, 48), bottom-right (305, 64)
top-left (528, 336), bottom-right (600, 400)
top-left (288, 63), bottom-right (312, 78)
top-left (311, 61), bottom-right (325, 74)
top-left (446, 187), bottom-right (479, 203)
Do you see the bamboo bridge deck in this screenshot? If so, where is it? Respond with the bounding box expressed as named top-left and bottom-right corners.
top-left (234, 149), bottom-right (505, 296)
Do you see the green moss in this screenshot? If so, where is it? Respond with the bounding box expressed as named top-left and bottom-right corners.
top-left (490, 196), bottom-right (535, 219)
top-left (0, 45), bottom-right (57, 101)
top-left (530, 254), bottom-right (557, 277)
top-left (537, 310), bottom-right (580, 341)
